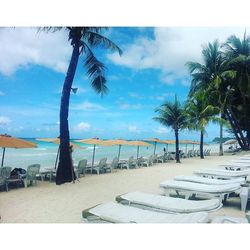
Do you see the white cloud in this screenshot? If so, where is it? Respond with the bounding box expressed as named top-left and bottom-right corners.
top-left (0, 28), bottom-right (71, 76)
top-left (119, 103), bottom-right (142, 110)
top-left (108, 27), bottom-right (247, 83)
top-left (0, 116), bottom-right (11, 126)
top-left (73, 122), bottom-right (91, 132)
top-left (0, 91), bottom-right (5, 96)
top-left (71, 101), bottom-right (105, 111)
top-left (154, 126), bottom-right (170, 134)
top-left (128, 125), bottom-right (140, 133)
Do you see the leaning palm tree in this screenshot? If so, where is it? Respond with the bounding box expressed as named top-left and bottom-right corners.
top-left (154, 96), bottom-right (188, 163)
top-left (185, 91), bottom-right (220, 159)
top-left (41, 27), bottom-right (122, 185)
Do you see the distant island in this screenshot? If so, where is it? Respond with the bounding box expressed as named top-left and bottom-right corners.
top-left (212, 137), bottom-right (234, 143)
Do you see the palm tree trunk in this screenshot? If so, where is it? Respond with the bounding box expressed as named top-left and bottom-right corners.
top-left (219, 113), bottom-right (223, 156)
top-left (175, 129), bottom-right (181, 163)
top-left (200, 131), bottom-right (204, 159)
top-left (56, 39), bottom-right (80, 185)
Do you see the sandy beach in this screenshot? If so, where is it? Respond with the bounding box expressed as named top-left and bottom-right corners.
top-left (0, 152), bottom-right (249, 223)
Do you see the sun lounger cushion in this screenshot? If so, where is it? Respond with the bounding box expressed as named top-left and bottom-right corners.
top-left (194, 168), bottom-right (250, 179)
top-left (174, 175), bottom-right (246, 185)
top-left (116, 191), bottom-right (222, 213)
top-left (160, 180), bottom-right (241, 194)
top-left (82, 202), bottom-right (209, 223)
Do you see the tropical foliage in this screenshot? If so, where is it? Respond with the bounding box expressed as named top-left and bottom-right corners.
top-left (43, 27), bottom-right (122, 185)
top-left (186, 33), bottom-right (250, 152)
top-left (154, 96), bottom-right (188, 163)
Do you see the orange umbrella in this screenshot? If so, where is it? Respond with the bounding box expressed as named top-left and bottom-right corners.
top-left (127, 140), bottom-right (151, 159)
top-left (145, 138), bottom-right (165, 155)
top-left (162, 139), bottom-right (175, 153)
top-left (100, 139), bottom-right (132, 160)
top-left (36, 138), bottom-right (84, 169)
top-left (75, 138), bottom-right (108, 167)
top-left (0, 134), bottom-right (37, 167)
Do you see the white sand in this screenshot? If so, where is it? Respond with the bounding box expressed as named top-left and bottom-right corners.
top-left (0, 153), bottom-right (249, 223)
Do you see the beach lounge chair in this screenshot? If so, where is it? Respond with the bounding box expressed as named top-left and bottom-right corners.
top-left (174, 175), bottom-right (246, 185)
top-left (106, 157), bottom-right (119, 171)
top-left (0, 166), bottom-right (12, 191)
top-left (82, 201), bottom-right (209, 223)
top-left (122, 156), bottom-right (138, 169)
top-left (115, 191), bottom-right (222, 213)
top-left (75, 159), bottom-right (87, 178)
top-left (194, 168), bottom-right (250, 180)
top-left (211, 216), bottom-right (248, 223)
top-left (239, 184), bottom-right (250, 212)
top-left (88, 158), bottom-right (107, 174)
top-left (160, 180), bottom-right (241, 201)
top-left (140, 155), bottom-right (154, 167)
top-left (24, 164), bottom-right (40, 187)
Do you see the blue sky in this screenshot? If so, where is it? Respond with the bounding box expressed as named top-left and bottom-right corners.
top-left (0, 27), bottom-right (248, 141)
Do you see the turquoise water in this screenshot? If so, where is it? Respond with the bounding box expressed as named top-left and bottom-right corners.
top-left (1, 138), bottom-right (220, 170)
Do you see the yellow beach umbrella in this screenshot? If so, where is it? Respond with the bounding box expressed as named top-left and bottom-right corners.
top-left (128, 140), bottom-right (151, 159)
top-left (75, 138), bottom-right (107, 168)
top-left (102, 139), bottom-right (132, 160)
top-left (0, 134), bottom-right (37, 167)
top-left (145, 138), bottom-right (165, 155)
top-left (162, 139), bottom-right (175, 153)
top-left (36, 138), bottom-right (84, 169)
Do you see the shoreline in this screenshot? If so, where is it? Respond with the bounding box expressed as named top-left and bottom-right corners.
top-left (0, 152), bottom-right (249, 223)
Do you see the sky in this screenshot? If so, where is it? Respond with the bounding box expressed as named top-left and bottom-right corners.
top-left (0, 27), bottom-right (248, 141)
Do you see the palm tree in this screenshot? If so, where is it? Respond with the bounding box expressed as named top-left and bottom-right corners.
top-left (42, 27), bottom-right (122, 185)
top-left (223, 32), bottom-right (250, 149)
top-left (186, 40), bottom-right (228, 155)
top-left (185, 91), bottom-right (220, 159)
top-left (154, 96), bottom-right (188, 163)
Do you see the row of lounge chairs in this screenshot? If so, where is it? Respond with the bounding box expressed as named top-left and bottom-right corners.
top-left (82, 154), bottom-right (250, 223)
top-left (0, 164), bottom-right (41, 191)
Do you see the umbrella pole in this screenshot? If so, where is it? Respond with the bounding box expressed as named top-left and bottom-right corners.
top-left (137, 146), bottom-right (139, 159)
top-left (91, 144), bottom-right (96, 173)
top-left (1, 147), bottom-right (6, 167)
top-left (118, 145), bottom-right (121, 161)
top-left (166, 144), bottom-right (168, 153)
top-left (55, 146), bottom-right (60, 169)
top-left (154, 142), bottom-right (157, 155)
top-left (193, 144), bottom-right (194, 151)
top-left (186, 144), bottom-right (187, 155)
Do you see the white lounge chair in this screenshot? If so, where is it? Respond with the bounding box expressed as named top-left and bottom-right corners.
top-left (220, 162), bottom-right (250, 171)
top-left (194, 168), bottom-right (250, 179)
top-left (82, 201), bottom-right (209, 223)
top-left (174, 175), bottom-right (246, 185)
top-left (239, 184), bottom-right (250, 212)
top-left (115, 191), bottom-right (222, 213)
top-left (211, 216), bottom-right (248, 223)
top-left (160, 180), bottom-right (241, 201)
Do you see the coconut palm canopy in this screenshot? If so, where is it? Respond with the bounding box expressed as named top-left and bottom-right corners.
top-left (1, 134), bottom-right (37, 167)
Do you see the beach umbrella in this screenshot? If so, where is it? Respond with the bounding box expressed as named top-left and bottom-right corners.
top-left (36, 138), bottom-right (83, 169)
top-left (75, 138), bottom-right (107, 168)
top-left (145, 138), bottom-right (164, 155)
top-left (128, 140), bottom-right (151, 159)
top-left (162, 140), bottom-right (175, 153)
top-left (102, 139), bottom-right (132, 160)
top-left (0, 134), bottom-right (37, 167)
top-left (180, 140), bottom-right (194, 154)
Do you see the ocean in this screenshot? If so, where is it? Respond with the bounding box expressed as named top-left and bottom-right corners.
top-left (1, 138), bottom-right (220, 170)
